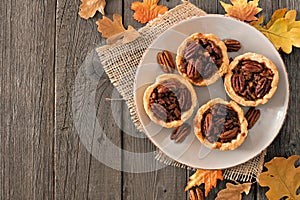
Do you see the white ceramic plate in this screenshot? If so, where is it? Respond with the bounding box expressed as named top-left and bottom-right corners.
top-left (134, 15), bottom-right (289, 169)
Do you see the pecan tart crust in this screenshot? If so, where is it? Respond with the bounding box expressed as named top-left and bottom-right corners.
top-left (224, 52), bottom-right (279, 107)
top-left (176, 33), bottom-right (229, 86)
top-left (143, 74), bottom-right (197, 128)
top-left (194, 98), bottom-right (248, 151)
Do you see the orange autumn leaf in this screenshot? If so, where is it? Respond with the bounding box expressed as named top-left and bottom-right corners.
top-left (79, 0), bottom-right (106, 19)
top-left (258, 155), bottom-right (300, 200)
top-left (131, 0), bottom-right (168, 24)
top-left (96, 14), bottom-right (135, 38)
top-left (185, 169), bottom-right (223, 196)
top-left (220, 0), bottom-right (262, 22)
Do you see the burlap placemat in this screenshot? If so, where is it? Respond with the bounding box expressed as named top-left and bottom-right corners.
top-left (96, 1), bottom-right (266, 182)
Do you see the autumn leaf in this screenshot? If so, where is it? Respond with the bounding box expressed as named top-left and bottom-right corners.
top-left (265, 8), bottom-right (287, 29)
top-left (96, 14), bottom-right (135, 38)
top-left (185, 169), bottom-right (223, 197)
top-left (131, 0), bottom-right (168, 24)
top-left (79, 0), bottom-right (106, 19)
top-left (220, 0), bottom-right (262, 22)
top-left (215, 183), bottom-right (252, 200)
top-left (251, 9), bottom-right (300, 54)
top-left (258, 155), bottom-right (300, 200)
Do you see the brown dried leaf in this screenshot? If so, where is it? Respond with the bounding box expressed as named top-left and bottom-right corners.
top-left (96, 14), bottom-right (135, 38)
top-left (215, 183), bottom-right (252, 200)
top-left (220, 0), bottom-right (262, 22)
top-left (258, 155), bottom-right (300, 200)
top-left (185, 169), bottom-right (223, 197)
top-left (131, 0), bottom-right (169, 24)
top-left (79, 0), bottom-right (106, 19)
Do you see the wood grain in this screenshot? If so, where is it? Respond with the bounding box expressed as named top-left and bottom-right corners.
top-left (0, 0), bottom-right (299, 199)
top-left (0, 0), bottom-right (56, 199)
top-left (55, 0), bottom-right (122, 199)
top-left (122, 1), bottom-right (188, 199)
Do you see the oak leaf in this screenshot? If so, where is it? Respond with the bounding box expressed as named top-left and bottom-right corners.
top-left (185, 169), bottom-right (223, 196)
top-left (251, 9), bottom-right (300, 54)
top-left (220, 0), bottom-right (262, 22)
top-left (131, 0), bottom-right (168, 24)
top-left (258, 155), bottom-right (300, 200)
top-left (215, 183), bottom-right (252, 200)
top-left (96, 14), bottom-right (135, 38)
top-left (79, 0), bottom-right (106, 19)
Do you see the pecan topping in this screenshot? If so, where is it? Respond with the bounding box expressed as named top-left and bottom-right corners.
top-left (149, 79), bottom-right (192, 122)
top-left (179, 38), bottom-right (223, 81)
top-left (170, 123), bottom-right (191, 143)
top-left (223, 39), bottom-right (241, 52)
top-left (201, 103), bottom-right (240, 143)
top-left (189, 188), bottom-right (204, 200)
top-left (157, 50), bottom-right (175, 73)
top-left (245, 107), bottom-right (261, 129)
top-left (231, 59), bottom-right (274, 101)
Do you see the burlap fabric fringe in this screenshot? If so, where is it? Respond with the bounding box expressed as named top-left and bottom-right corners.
top-left (96, 1), bottom-right (266, 182)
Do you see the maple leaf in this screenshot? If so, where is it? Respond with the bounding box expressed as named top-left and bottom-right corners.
top-left (258, 155), bottom-right (300, 200)
top-left (220, 0), bottom-right (262, 22)
top-left (251, 9), bottom-right (300, 54)
top-left (79, 0), bottom-right (106, 19)
top-left (96, 14), bottom-right (135, 38)
top-left (185, 169), bottom-right (223, 196)
top-left (131, 0), bottom-right (168, 24)
top-left (215, 183), bottom-right (252, 200)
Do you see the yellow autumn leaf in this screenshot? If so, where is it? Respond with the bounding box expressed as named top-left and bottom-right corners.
top-left (131, 0), bottom-right (168, 24)
top-left (79, 0), bottom-right (106, 19)
top-left (259, 155), bottom-right (300, 200)
top-left (265, 8), bottom-right (287, 29)
top-left (216, 182), bottom-right (252, 200)
top-left (220, 0), bottom-right (262, 22)
top-left (185, 169), bottom-right (223, 197)
top-left (251, 9), bottom-right (300, 54)
top-left (96, 14), bottom-right (135, 38)
top-left (285, 10), bottom-right (300, 29)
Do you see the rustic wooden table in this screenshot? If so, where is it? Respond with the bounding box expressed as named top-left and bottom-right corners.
top-left (1, 0), bottom-right (299, 199)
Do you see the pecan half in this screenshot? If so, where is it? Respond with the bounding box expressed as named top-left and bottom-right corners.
top-left (189, 188), bottom-right (204, 200)
top-left (170, 123), bottom-right (191, 143)
top-left (231, 59), bottom-right (274, 101)
top-left (219, 127), bottom-right (239, 141)
top-left (179, 38), bottom-right (223, 81)
top-left (149, 79), bottom-right (192, 123)
top-left (223, 39), bottom-right (241, 52)
top-left (151, 103), bottom-right (168, 121)
top-left (185, 41), bottom-right (200, 60)
top-left (178, 88), bottom-right (192, 112)
top-left (245, 107), bottom-right (261, 129)
top-left (157, 50), bottom-right (175, 73)
top-left (201, 103), bottom-right (240, 143)
top-left (242, 63), bottom-right (263, 73)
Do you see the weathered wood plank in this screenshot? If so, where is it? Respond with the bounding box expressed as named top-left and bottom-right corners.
top-left (0, 0), bottom-right (55, 199)
top-left (55, 0), bottom-right (123, 199)
top-left (122, 1), bottom-right (187, 199)
top-left (255, 0), bottom-right (300, 199)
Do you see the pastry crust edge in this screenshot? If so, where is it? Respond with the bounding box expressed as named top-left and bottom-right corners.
top-left (143, 74), bottom-right (197, 128)
top-left (176, 33), bottom-right (229, 86)
top-left (194, 98), bottom-right (248, 151)
top-left (224, 52), bottom-right (279, 107)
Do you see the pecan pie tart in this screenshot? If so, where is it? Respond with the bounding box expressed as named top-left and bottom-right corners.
top-left (143, 74), bottom-right (197, 128)
top-left (224, 52), bottom-right (279, 106)
top-left (194, 98), bottom-right (248, 151)
top-left (176, 33), bottom-right (229, 86)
